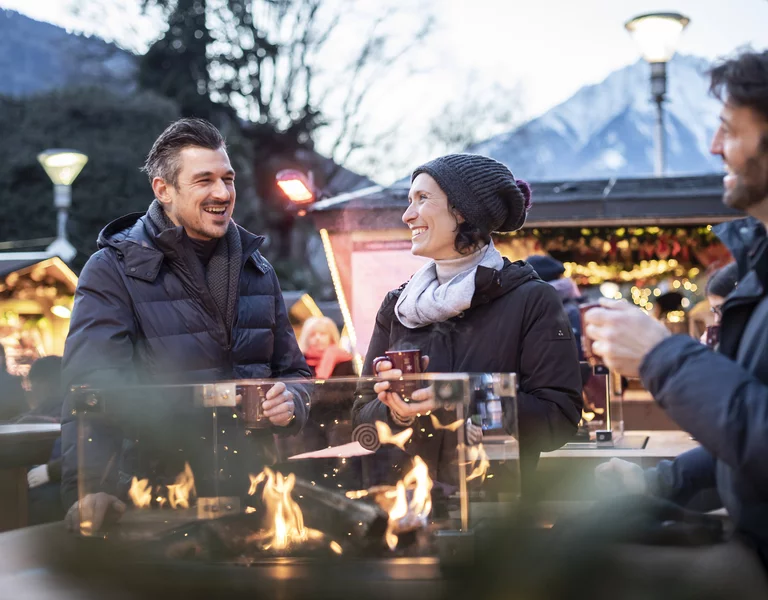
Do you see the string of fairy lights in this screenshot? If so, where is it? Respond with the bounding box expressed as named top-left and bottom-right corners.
top-left (504, 224), bottom-right (722, 314)
top-left (561, 258), bottom-right (704, 312)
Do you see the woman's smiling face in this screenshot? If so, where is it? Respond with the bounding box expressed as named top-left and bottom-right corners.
top-left (403, 173), bottom-right (464, 260)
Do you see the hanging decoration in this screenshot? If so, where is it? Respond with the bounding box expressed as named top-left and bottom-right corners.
top-left (495, 225), bottom-right (732, 285)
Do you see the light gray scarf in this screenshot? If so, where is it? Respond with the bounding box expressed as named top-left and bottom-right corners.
top-left (394, 240), bottom-right (504, 329)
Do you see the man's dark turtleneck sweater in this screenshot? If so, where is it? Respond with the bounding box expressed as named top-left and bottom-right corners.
top-left (187, 236), bottom-right (219, 266)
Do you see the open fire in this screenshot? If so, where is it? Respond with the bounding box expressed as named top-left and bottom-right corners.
top-left (127, 461), bottom-right (196, 509)
top-left (247, 467), bottom-right (328, 553)
top-left (384, 456), bottom-right (433, 550)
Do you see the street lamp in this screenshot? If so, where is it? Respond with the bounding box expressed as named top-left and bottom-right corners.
top-left (37, 149), bottom-right (88, 263)
top-left (625, 12), bottom-right (690, 177)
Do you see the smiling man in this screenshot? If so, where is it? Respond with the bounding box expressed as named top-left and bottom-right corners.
top-left (586, 50), bottom-right (768, 571)
top-left (60, 118), bottom-right (310, 531)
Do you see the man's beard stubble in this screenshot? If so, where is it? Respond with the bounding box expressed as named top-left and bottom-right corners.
top-left (725, 135), bottom-right (768, 211)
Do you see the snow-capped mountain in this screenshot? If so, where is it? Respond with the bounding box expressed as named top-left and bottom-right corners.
top-left (469, 54), bottom-right (723, 180)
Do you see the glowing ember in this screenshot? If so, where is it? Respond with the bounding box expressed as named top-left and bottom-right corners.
top-left (128, 476), bottom-right (152, 508)
top-left (466, 443), bottom-right (490, 482)
top-left (167, 462), bottom-right (196, 509)
top-left (384, 456), bottom-right (433, 550)
top-left (345, 490), bottom-right (369, 500)
top-left (429, 414), bottom-right (464, 432)
top-left (247, 467), bottom-right (324, 551)
top-left (374, 421), bottom-right (413, 450)
top-left (329, 541), bottom-right (343, 555)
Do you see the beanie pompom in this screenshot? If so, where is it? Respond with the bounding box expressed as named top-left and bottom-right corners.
top-left (516, 179), bottom-right (532, 213)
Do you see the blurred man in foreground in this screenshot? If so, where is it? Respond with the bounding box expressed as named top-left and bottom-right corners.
top-left (587, 49), bottom-right (768, 571)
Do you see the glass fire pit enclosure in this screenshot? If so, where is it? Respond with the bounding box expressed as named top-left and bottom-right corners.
top-left (73, 373), bottom-right (519, 563)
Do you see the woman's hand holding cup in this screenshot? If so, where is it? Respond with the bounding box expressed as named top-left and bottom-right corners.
top-left (373, 353), bottom-right (435, 420)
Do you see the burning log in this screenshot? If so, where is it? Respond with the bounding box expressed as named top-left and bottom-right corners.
top-left (291, 478), bottom-right (388, 545)
top-left (149, 470), bottom-right (390, 562)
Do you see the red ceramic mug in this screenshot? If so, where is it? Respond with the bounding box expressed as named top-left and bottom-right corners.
top-left (372, 349), bottom-right (423, 397)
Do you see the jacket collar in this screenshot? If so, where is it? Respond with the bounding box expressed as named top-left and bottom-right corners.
top-left (97, 209), bottom-right (267, 283)
top-left (714, 217), bottom-right (766, 279)
top-left (715, 217), bottom-right (768, 309)
top-left (470, 258), bottom-right (538, 308)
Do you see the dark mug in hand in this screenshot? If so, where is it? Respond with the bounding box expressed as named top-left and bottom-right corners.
top-left (579, 302), bottom-right (603, 367)
top-left (238, 384), bottom-right (271, 429)
top-left (705, 324), bottom-right (721, 349)
top-left (372, 349), bottom-right (423, 398)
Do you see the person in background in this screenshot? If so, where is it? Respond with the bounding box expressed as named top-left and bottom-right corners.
top-left (526, 254), bottom-right (584, 360)
top-left (700, 262), bottom-right (740, 343)
top-left (296, 316), bottom-right (355, 450)
top-left (16, 356), bottom-right (64, 423)
top-left (299, 316), bottom-right (356, 379)
top-left (0, 344), bottom-right (27, 422)
top-left (19, 356), bottom-right (65, 525)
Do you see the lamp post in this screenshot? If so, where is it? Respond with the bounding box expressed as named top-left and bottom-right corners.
top-left (37, 149), bottom-right (88, 263)
top-left (625, 12), bottom-right (690, 177)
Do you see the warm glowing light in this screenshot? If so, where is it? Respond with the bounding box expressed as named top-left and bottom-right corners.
top-left (50, 304), bottom-right (72, 319)
top-left (429, 414), bottom-right (464, 432)
top-left (384, 456), bottom-right (433, 551)
top-left (625, 12), bottom-right (690, 63)
top-left (276, 169), bottom-right (314, 204)
top-left (319, 228), bottom-right (360, 371)
top-left (128, 476), bottom-right (152, 508)
top-left (329, 541), bottom-right (343, 555)
top-left (247, 467), bottom-right (324, 551)
top-left (37, 149), bottom-right (88, 185)
top-left (166, 462), bottom-right (196, 509)
top-left (277, 179), bottom-right (314, 203)
top-left (375, 421), bottom-right (413, 450)
top-left (466, 444), bottom-right (491, 482)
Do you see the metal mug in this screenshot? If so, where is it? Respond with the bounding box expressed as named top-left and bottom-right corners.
top-left (238, 384), bottom-right (271, 429)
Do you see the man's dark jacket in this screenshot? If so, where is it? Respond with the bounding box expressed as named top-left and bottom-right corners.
top-left (641, 217), bottom-right (768, 564)
top-left (60, 211), bottom-right (310, 508)
top-left (353, 259), bottom-right (583, 488)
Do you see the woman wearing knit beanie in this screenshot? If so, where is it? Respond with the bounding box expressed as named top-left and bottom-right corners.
top-left (352, 153), bottom-right (583, 493)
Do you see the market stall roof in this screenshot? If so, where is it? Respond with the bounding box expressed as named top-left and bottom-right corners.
top-left (310, 174), bottom-right (739, 230)
top-left (0, 259), bottom-right (40, 279)
top-left (0, 253), bottom-right (78, 291)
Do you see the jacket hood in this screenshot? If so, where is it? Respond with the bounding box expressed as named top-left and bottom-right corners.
top-left (97, 212), bottom-right (145, 250)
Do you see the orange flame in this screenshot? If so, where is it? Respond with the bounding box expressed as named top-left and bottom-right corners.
top-left (345, 489), bottom-right (369, 500)
top-left (375, 421), bottom-right (413, 450)
top-left (429, 414), bottom-right (464, 432)
top-left (247, 467), bottom-right (323, 551)
top-left (385, 455), bottom-right (433, 550)
top-left (466, 443), bottom-right (490, 482)
top-left (128, 476), bottom-right (152, 508)
top-left (167, 462), bottom-right (196, 509)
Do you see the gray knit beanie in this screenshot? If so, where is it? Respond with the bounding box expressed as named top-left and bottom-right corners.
top-left (411, 154), bottom-right (532, 234)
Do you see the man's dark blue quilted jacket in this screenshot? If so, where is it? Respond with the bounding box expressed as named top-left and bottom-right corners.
top-left (60, 211), bottom-right (311, 508)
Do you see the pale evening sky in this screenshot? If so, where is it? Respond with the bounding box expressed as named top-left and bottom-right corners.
top-left (3, 0), bottom-right (768, 181)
